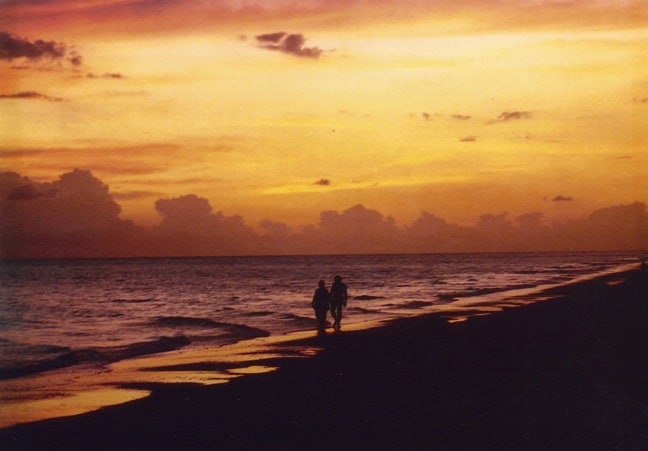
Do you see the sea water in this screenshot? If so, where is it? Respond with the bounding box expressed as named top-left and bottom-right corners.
top-left (0, 251), bottom-right (641, 380)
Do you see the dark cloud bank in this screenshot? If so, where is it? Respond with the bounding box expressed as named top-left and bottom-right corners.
top-left (1, 170), bottom-right (646, 259)
top-left (0, 31), bottom-right (81, 67)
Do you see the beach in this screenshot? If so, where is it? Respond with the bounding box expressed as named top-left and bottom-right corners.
top-left (1, 268), bottom-right (646, 450)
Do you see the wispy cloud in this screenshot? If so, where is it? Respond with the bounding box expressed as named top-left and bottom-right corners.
top-left (0, 91), bottom-right (63, 101)
top-left (487, 111), bottom-right (532, 124)
top-left (86, 72), bottom-right (125, 79)
top-left (111, 190), bottom-right (162, 201)
top-left (1, 0), bottom-right (644, 38)
top-left (255, 32), bottom-right (323, 58)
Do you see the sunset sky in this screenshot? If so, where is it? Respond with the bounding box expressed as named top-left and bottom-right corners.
top-left (1, 0), bottom-right (646, 257)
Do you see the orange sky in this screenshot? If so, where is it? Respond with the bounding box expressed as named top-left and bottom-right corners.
top-left (1, 0), bottom-right (647, 255)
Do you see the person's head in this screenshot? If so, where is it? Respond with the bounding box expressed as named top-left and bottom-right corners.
top-left (318, 279), bottom-right (326, 288)
top-left (334, 275), bottom-right (342, 282)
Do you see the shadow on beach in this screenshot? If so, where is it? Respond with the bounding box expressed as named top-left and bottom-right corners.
top-left (1, 270), bottom-right (647, 450)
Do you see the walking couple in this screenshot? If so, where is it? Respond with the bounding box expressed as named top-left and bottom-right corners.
top-left (312, 275), bottom-right (348, 332)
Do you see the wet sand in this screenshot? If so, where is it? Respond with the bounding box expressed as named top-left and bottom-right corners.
top-left (1, 270), bottom-right (647, 450)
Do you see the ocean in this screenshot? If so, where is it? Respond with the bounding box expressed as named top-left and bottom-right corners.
top-left (0, 251), bottom-right (641, 382)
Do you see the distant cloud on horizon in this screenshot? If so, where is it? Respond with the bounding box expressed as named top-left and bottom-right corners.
top-left (552, 195), bottom-right (574, 202)
top-left (1, 170), bottom-right (647, 258)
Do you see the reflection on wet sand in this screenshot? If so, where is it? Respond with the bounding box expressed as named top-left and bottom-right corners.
top-left (1, 328), bottom-right (342, 428)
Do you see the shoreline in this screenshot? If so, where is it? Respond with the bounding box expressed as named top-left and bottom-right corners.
top-left (0, 263), bottom-right (636, 427)
top-left (0, 258), bottom-right (637, 385)
top-left (1, 268), bottom-right (646, 449)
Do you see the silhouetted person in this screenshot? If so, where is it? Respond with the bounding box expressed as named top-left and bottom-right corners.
top-left (329, 275), bottom-right (348, 331)
top-left (312, 280), bottom-right (330, 332)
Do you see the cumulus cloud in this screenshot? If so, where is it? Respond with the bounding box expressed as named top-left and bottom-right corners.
top-left (152, 194), bottom-right (258, 256)
top-left (1, 170), bottom-right (647, 258)
top-left (557, 202), bottom-right (648, 251)
top-left (255, 32), bottom-right (323, 58)
top-left (259, 219), bottom-right (293, 236)
top-left (487, 111), bottom-right (532, 124)
top-left (0, 169), bottom-right (139, 258)
top-left (516, 211), bottom-right (543, 227)
top-left (155, 194), bottom-right (213, 221)
top-left (0, 31), bottom-right (81, 67)
top-left (0, 91), bottom-right (63, 102)
top-left (312, 204), bottom-right (402, 254)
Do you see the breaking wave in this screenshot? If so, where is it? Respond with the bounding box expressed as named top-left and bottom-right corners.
top-left (0, 336), bottom-right (191, 380)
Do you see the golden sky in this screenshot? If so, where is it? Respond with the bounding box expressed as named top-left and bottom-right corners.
top-left (1, 0), bottom-right (647, 234)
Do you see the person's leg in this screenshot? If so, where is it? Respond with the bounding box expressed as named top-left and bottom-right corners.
top-left (331, 304), bottom-right (341, 329)
top-left (315, 309), bottom-right (326, 329)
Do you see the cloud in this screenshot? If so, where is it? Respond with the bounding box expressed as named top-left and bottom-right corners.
top-left (487, 111), bottom-right (532, 124)
top-left (0, 144), bottom-right (175, 177)
top-left (557, 202), bottom-right (648, 251)
top-left (152, 194), bottom-right (258, 256)
top-left (0, 91), bottom-right (63, 102)
top-left (552, 195), bottom-right (574, 202)
top-left (0, 169), bottom-right (139, 258)
top-left (312, 204), bottom-right (402, 254)
top-left (2, 0), bottom-right (643, 39)
top-left (460, 136), bottom-right (477, 142)
top-left (6, 183), bottom-right (47, 200)
top-left (255, 32), bottom-right (323, 58)
top-left (0, 31), bottom-right (81, 67)
top-left (422, 112), bottom-right (431, 121)
top-left (257, 32), bottom-right (286, 44)
top-left (451, 114), bottom-right (471, 120)
top-left (155, 194), bottom-right (213, 221)
top-left (259, 219), bottom-right (293, 236)
top-left (86, 72), bottom-right (125, 79)
top-left (314, 178), bottom-right (330, 186)
top-left (111, 190), bottom-right (161, 201)
top-left (2, 170), bottom-right (647, 258)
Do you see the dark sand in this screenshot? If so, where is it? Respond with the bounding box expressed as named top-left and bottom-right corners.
top-left (1, 270), bottom-right (647, 450)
